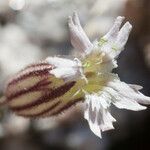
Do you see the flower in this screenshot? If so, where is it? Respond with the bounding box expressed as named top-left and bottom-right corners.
top-left (1, 12), bottom-right (150, 138)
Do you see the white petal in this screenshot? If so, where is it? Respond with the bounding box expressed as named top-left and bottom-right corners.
top-left (46, 57), bottom-right (82, 81)
top-left (46, 57), bottom-right (78, 68)
top-left (72, 12), bottom-right (92, 50)
top-left (84, 94), bottom-right (115, 138)
top-left (103, 86), bottom-right (146, 111)
top-left (88, 120), bottom-right (102, 138)
top-left (103, 16), bottom-right (125, 41)
top-left (68, 12), bottom-right (93, 54)
top-left (106, 110), bottom-right (116, 122)
top-left (84, 96), bottom-right (102, 138)
top-left (116, 22), bottom-right (132, 50)
top-left (129, 84), bottom-right (143, 91)
top-left (98, 107), bottom-right (115, 132)
top-left (113, 98), bottom-right (146, 111)
top-left (108, 80), bottom-right (150, 105)
top-left (96, 93), bottom-right (116, 131)
top-left (99, 16), bottom-right (132, 59)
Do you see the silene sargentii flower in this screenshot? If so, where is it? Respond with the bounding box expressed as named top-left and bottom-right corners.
top-left (0, 12), bottom-right (150, 138)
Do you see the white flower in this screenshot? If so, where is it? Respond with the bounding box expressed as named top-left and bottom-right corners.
top-left (1, 12), bottom-right (150, 139)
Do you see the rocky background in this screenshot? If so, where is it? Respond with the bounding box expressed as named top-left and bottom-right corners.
top-left (0, 0), bottom-right (150, 150)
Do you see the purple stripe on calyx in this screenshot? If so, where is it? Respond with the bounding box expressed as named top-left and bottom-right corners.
top-left (7, 64), bottom-right (52, 87)
top-left (24, 62), bottom-right (50, 69)
top-left (16, 101), bottom-right (61, 118)
top-left (51, 97), bottom-right (84, 116)
top-left (11, 81), bottom-right (76, 111)
top-left (7, 78), bottom-right (52, 100)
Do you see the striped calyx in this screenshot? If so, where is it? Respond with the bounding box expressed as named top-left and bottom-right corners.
top-left (4, 61), bottom-right (84, 118)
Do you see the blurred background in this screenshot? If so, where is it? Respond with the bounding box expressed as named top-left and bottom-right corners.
top-left (0, 0), bottom-right (150, 150)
